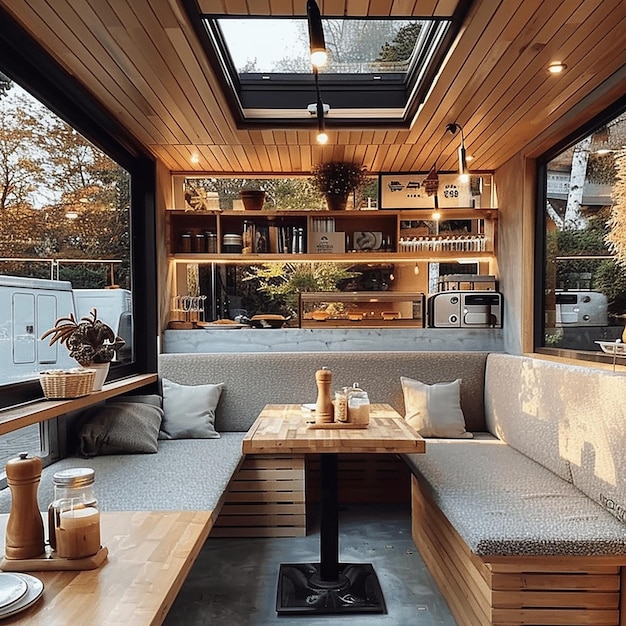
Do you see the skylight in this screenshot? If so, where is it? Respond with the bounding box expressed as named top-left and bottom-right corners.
top-left (184, 4), bottom-right (467, 128)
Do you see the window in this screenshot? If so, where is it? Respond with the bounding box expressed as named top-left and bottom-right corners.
top-left (0, 11), bottom-right (158, 413)
top-left (183, 2), bottom-right (468, 127)
top-left (0, 80), bottom-right (133, 389)
top-left (537, 104), bottom-right (626, 362)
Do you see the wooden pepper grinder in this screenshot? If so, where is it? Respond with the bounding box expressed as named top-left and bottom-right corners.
top-left (315, 366), bottom-right (334, 423)
top-left (5, 453), bottom-right (45, 560)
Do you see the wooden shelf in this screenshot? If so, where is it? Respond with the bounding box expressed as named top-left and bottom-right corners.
top-left (169, 251), bottom-right (494, 263)
top-left (0, 373), bottom-right (157, 435)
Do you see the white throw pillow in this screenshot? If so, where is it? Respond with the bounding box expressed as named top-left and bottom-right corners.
top-left (401, 376), bottom-right (472, 438)
top-left (160, 378), bottom-right (223, 439)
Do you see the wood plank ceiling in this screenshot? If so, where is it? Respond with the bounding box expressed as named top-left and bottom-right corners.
top-left (2, 0), bottom-right (625, 175)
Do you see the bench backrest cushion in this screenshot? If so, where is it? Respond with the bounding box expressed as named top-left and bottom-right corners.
top-left (485, 353), bottom-right (626, 524)
top-left (158, 351), bottom-right (489, 433)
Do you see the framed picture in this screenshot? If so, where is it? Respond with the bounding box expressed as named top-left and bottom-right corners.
top-left (379, 173), bottom-right (472, 209)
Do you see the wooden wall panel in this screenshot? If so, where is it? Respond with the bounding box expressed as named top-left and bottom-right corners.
top-left (1, 0), bottom-right (624, 175)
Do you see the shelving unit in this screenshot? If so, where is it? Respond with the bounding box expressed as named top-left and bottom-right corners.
top-left (166, 208), bottom-right (497, 263)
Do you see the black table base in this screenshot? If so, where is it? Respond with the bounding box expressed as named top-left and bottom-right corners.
top-left (276, 562), bottom-right (386, 615)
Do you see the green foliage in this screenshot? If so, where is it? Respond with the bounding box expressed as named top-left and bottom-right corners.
top-left (594, 260), bottom-right (626, 301)
top-left (377, 23), bottom-right (421, 63)
top-left (309, 162), bottom-right (368, 196)
top-left (244, 262), bottom-right (360, 318)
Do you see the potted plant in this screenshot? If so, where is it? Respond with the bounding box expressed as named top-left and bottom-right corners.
top-left (309, 161), bottom-right (369, 210)
top-left (41, 308), bottom-right (125, 390)
top-left (239, 185), bottom-right (266, 211)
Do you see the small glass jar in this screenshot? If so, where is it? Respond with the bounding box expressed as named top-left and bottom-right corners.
top-left (179, 232), bottom-right (192, 253)
top-left (47, 467), bottom-right (100, 558)
top-left (347, 383), bottom-right (370, 426)
top-left (334, 388), bottom-right (349, 423)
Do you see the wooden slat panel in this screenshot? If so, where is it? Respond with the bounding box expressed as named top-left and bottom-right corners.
top-left (213, 453), bottom-right (306, 537)
top-left (2, 0), bottom-right (625, 175)
top-left (411, 475), bottom-right (626, 626)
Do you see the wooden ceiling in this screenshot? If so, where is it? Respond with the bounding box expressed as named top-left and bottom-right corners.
top-left (2, 0), bottom-right (626, 175)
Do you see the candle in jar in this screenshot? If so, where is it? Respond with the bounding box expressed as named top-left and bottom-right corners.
top-left (55, 506), bottom-right (100, 559)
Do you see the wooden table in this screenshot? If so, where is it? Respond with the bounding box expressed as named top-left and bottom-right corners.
top-left (0, 510), bottom-right (213, 625)
top-left (243, 404), bottom-right (424, 616)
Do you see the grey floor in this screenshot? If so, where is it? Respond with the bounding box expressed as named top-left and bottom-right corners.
top-left (164, 504), bottom-right (457, 625)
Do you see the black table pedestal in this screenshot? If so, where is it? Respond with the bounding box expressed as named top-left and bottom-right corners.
top-left (275, 453), bottom-right (386, 615)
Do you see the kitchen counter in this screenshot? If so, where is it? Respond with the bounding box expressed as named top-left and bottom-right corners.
top-left (162, 327), bottom-right (504, 353)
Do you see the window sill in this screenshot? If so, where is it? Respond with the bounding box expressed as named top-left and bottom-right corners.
top-left (0, 374), bottom-right (158, 436)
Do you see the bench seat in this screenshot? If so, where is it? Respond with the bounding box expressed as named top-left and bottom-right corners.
top-left (0, 435), bottom-right (245, 514)
top-left (404, 437), bottom-right (626, 557)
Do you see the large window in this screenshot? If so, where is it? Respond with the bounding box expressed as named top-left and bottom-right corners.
top-left (0, 79), bottom-right (133, 388)
top-left (538, 106), bottom-right (626, 362)
top-left (0, 9), bottom-right (158, 466)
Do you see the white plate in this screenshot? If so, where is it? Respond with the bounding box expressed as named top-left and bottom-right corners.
top-left (0, 573), bottom-right (44, 620)
top-left (0, 574), bottom-right (27, 610)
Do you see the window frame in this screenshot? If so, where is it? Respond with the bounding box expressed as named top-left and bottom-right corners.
top-left (534, 93), bottom-right (626, 363)
top-left (181, 0), bottom-right (472, 128)
top-left (0, 5), bottom-right (158, 409)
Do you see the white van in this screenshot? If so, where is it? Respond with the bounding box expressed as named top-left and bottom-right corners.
top-left (0, 276), bottom-right (133, 386)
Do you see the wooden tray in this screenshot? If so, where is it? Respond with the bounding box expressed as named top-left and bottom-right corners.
top-left (0, 546), bottom-right (108, 572)
top-left (307, 422), bottom-right (369, 429)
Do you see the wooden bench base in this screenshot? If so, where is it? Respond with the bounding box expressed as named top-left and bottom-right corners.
top-left (306, 453), bottom-right (410, 504)
top-left (411, 475), bottom-right (626, 626)
top-left (212, 455), bottom-right (306, 537)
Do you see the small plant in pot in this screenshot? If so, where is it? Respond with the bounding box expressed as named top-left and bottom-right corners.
top-left (310, 161), bottom-right (369, 210)
top-left (239, 185), bottom-right (266, 211)
top-left (41, 309), bottom-right (125, 390)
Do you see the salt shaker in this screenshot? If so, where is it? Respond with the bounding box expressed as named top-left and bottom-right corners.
top-left (315, 367), bottom-right (334, 423)
top-left (5, 453), bottom-right (45, 560)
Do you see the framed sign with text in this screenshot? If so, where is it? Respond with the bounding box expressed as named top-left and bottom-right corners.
top-left (379, 173), bottom-right (473, 209)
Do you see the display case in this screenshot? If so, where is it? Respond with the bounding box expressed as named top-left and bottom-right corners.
top-left (298, 291), bottom-right (425, 328)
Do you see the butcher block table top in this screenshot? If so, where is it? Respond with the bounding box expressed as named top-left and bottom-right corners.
top-left (242, 403), bottom-right (425, 455)
top-left (0, 510), bottom-right (213, 625)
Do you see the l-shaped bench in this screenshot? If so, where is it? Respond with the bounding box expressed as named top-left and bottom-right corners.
top-left (2, 351), bottom-right (626, 625)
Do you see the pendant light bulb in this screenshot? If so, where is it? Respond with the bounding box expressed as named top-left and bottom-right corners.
top-left (307, 0), bottom-right (327, 68)
top-left (317, 131), bottom-right (329, 145)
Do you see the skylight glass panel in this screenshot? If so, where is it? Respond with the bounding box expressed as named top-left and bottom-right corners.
top-left (216, 18), bottom-right (441, 76)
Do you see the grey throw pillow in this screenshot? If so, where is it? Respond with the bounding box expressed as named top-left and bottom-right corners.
top-left (77, 400), bottom-right (163, 457)
top-left (401, 376), bottom-right (472, 438)
top-left (160, 378), bottom-right (223, 439)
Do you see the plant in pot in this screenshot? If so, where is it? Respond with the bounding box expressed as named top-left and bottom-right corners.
top-left (41, 308), bottom-right (125, 391)
top-left (239, 185), bottom-right (266, 211)
top-left (310, 161), bottom-right (369, 210)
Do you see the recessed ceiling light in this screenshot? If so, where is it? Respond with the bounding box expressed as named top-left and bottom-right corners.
top-left (190, 153), bottom-right (200, 164)
top-left (547, 62), bottom-right (567, 74)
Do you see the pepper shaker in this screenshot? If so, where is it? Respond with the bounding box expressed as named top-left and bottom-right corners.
top-left (5, 453), bottom-right (45, 560)
top-left (315, 367), bottom-right (334, 423)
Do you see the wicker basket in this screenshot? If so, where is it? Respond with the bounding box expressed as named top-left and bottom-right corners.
top-left (39, 369), bottom-right (96, 399)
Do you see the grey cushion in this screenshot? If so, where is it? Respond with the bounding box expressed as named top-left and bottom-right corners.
top-left (77, 400), bottom-right (163, 457)
top-left (160, 378), bottom-right (223, 439)
top-left (404, 438), bottom-right (626, 556)
top-left (0, 435), bottom-right (246, 514)
top-left (158, 351), bottom-right (489, 432)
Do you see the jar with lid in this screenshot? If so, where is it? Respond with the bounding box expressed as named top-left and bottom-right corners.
top-left (347, 383), bottom-right (370, 426)
top-left (47, 467), bottom-right (101, 558)
top-left (179, 232), bottom-right (192, 253)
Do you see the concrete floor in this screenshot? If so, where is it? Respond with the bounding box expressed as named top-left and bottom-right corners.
top-left (164, 504), bottom-right (457, 625)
